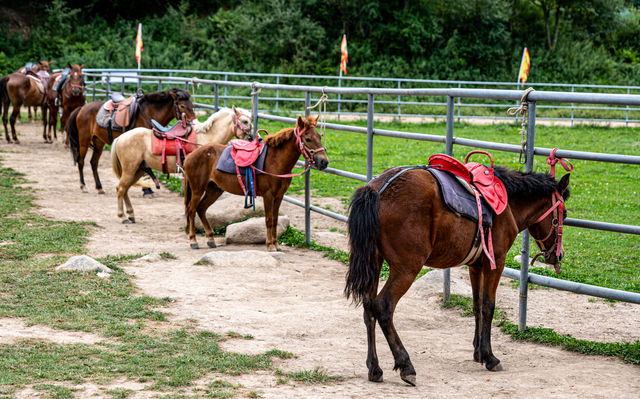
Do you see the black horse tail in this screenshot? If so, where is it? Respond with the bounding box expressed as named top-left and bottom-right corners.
top-left (345, 185), bottom-right (381, 306)
top-left (0, 76), bottom-right (9, 116)
top-left (67, 107), bottom-right (81, 165)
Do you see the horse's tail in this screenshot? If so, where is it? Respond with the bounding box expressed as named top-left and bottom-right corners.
top-left (0, 76), bottom-right (9, 117)
top-left (67, 107), bottom-right (81, 165)
top-left (111, 136), bottom-right (122, 179)
top-left (183, 175), bottom-right (192, 232)
top-left (345, 185), bottom-right (381, 306)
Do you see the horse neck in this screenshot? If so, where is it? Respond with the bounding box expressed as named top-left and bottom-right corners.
top-left (267, 129), bottom-right (301, 173)
top-left (195, 113), bottom-right (235, 145)
top-left (507, 195), bottom-right (553, 232)
top-left (141, 99), bottom-right (174, 126)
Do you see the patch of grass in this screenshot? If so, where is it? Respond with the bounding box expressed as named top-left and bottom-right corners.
top-left (204, 380), bottom-right (238, 399)
top-left (158, 173), bottom-right (183, 193)
top-left (106, 388), bottom-right (134, 399)
top-left (226, 331), bottom-right (253, 340)
top-left (442, 294), bottom-right (640, 364)
top-left (265, 349), bottom-right (296, 359)
top-left (278, 227), bottom-right (349, 265)
top-left (286, 368), bottom-right (342, 384)
top-left (160, 252), bottom-right (178, 260)
top-left (33, 384), bottom-right (74, 399)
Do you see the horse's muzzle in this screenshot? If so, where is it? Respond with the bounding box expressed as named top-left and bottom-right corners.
top-left (314, 155), bottom-right (329, 170)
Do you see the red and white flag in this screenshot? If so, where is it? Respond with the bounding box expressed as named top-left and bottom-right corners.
top-left (340, 34), bottom-right (348, 75)
top-left (518, 47), bottom-right (530, 86)
top-left (135, 23), bottom-right (143, 69)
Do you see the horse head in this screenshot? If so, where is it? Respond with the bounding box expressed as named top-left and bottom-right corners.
top-left (168, 88), bottom-right (197, 122)
top-left (296, 114), bottom-right (329, 170)
top-left (67, 63), bottom-right (85, 97)
top-left (38, 60), bottom-right (53, 72)
top-left (232, 105), bottom-right (253, 140)
top-left (528, 173), bottom-right (570, 269)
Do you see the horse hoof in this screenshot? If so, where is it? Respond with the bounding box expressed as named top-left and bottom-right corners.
top-left (207, 240), bottom-right (217, 248)
top-left (401, 374), bottom-right (416, 386)
top-left (368, 369), bottom-right (383, 383)
top-left (122, 217), bottom-right (135, 224)
top-left (98, 190), bottom-right (105, 195)
top-left (190, 243), bottom-right (199, 250)
top-left (81, 186), bottom-right (88, 193)
top-left (143, 193), bottom-right (156, 199)
top-left (489, 363), bottom-right (504, 372)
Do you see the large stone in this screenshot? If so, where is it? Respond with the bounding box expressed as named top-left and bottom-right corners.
top-left (55, 255), bottom-right (113, 274)
top-left (225, 216), bottom-right (290, 245)
top-left (193, 192), bottom-right (265, 230)
top-left (136, 252), bottom-right (163, 262)
top-left (408, 269), bottom-right (472, 298)
top-left (198, 250), bottom-right (281, 268)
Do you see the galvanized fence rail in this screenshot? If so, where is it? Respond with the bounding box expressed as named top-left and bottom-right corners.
top-left (83, 68), bottom-right (640, 127)
top-left (85, 72), bottom-right (640, 331)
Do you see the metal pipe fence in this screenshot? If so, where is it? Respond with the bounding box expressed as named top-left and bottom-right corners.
top-left (85, 72), bottom-right (640, 329)
top-left (83, 68), bottom-right (640, 126)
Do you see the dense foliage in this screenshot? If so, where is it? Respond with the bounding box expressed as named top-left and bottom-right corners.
top-left (2, 0), bottom-right (640, 84)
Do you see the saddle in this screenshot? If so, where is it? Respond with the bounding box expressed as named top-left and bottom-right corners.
top-left (427, 151), bottom-right (508, 269)
top-left (150, 119), bottom-right (196, 175)
top-left (25, 73), bottom-right (46, 95)
top-left (52, 68), bottom-right (70, 93)
top-left (95, 93), bottom-right (140, 143)
top-left (230, 138), bottom-right (264, 167)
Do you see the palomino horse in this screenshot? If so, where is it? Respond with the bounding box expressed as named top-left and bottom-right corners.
top-left (45, 63), bottom-right (85, 145)
top-left (345, 162), bottom-right (570, 386)
top-left (67, 88), bottom-right (196, 193)
top-left (110, 106), bottom-right (254, 224)
top-left (183, 115), bottom-right (329, 250)
top-left (0, 64), bottom-right (51, 143)
top-left (17, 60), bottom-right (53, 123)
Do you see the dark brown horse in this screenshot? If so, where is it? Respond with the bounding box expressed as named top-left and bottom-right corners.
top-left (1, 62), bottom-right (52, 143)
top-left (67, 88), bottom-right (196, 193)
top-left (45, 63), bottom-right (86, 145)
top-left (183, 115), bottom-right (329, 251)
top-left (17, 60), bottom-right (53, 123)
top-left (345, 163), bottom-right (570, 386)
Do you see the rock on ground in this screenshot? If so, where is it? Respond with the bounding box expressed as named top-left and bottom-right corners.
top-left (225, 215), bottom-right (290, 245)
top-left (55, 255), bottom-right (112, 273)
top-left (198, 250), bottom-right (282, 268)
top-left (408, 268), bottom-right (473, 298)
top-left (194, 193), bottom-right (265, 230)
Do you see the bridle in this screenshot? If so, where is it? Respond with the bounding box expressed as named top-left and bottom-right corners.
top-left (233, 112), bottom-right (253, 139)
top-left (530, 148), bottom-right (573, 274)
top-left (294, 125), bottom-right (326, 167)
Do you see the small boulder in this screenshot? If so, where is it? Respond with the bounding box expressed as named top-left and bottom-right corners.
top-left (137, 252), bottom-right (163, 262)
top-left (55, 255), bottom-right (113, 274)
top-left (408, 269), bottom-right (472, 298)
top-left (225, 216), bottom-right (290, 245)
top-left (198, 250), bottom-right (281, 268)
top-left (194, 193), bottom-right (265, 230)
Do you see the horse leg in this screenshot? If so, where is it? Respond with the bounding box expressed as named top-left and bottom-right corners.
top-left (27, 106), bottom-right (32, 123)
top-left (10, 104), bottom-right (21, 143)
top-left (363, 255), bottom-right (384, 382)
top-left (373, 265), bottom-right (422, 386)
top-left (2, 101), bottom-right (10, 143)
top-left (197, 181), bottom-right (224, 248)
top-left (41, 105), bottom-right (49, 143)
top-left (117, 169), bottom-right (145, 224)
top-left (469, 265), bottom-right (483, 363)
top-left (263, 191), bottom-right (284, 252)
top-left (186, 181), bottom-right (207, 249)
top-left (89, 138), bottom-right (106, 194)
top-left (479, 265), bottom-right (504, 372)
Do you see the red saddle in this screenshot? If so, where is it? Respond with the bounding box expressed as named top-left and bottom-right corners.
top-left (103, 95), bottom-right (136, 128)
top-left (230, 137), bottom-right (264, 167)
top-left (150, 120), bottom-right (196, 175)
top-left (427, 151), bottom-right (507, 215)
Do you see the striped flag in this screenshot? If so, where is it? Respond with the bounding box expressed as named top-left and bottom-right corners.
top-left (340, 34), bottom-right (348, 75)
top-left (518, 47), bottom-right (530, 86)
top-left (135, 23), bottom-right (143, 69)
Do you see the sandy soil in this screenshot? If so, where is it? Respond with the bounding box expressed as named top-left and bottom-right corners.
top-left (1, 123), bottom-right (638, 398)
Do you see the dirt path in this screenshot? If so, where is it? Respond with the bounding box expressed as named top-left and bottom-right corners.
top-left (1, 124), bottom-right (638, 398)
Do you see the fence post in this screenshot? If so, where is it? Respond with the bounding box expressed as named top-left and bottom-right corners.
top-left (158, 79), bottom-right (162, 92)
top-left (443, 96), bottom-right (455, 302)
top-left (275, 76), bottom-right (280, 113)
top-left (519, 100), bottom-right (536, 332)
top-left (137, 75), bottom-right (141, 92)
top-left (251, 85), bottom-right (259, 136)
top-left (366, 94), bottom-right (374, 182)
top-left (121, 76), bottom-right (125, 94)
top-left (305, 91), bottom-right (312, 244)
top-left (106, 73), bottom-right (111, 100)
top-left (91, 76), bottom-right (96, 102)
top-left (626, 87), bottom-right (630, 128)
top-left (337, 75), bottom-right (342, 121)
top-left (214, 84), bottom-right (219, 112)
top-left (397, 80), bottom-right (402, 122)
top-left (224, 74), bottom-right (228, 108)
top-left (571, 86), bottom-right (575, 128)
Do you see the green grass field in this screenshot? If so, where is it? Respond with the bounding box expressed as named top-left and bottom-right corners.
top-left (252, 119), bottom-right (640, 294)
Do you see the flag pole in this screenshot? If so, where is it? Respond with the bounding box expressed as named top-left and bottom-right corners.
top-left (338, 68), bottom-right (342, 121)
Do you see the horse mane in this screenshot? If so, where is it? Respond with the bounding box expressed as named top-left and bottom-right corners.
top-left (192, 107), bottom-right (250, 134)
top-left (140, 89), bottom-right (190, 104)
top-left (264, 128), bottom-right (295, 147)
top-left (494, 166), bottom-right (570, 200)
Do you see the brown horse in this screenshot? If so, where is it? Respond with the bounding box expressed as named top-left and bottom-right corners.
top-left (345, 163), bottom-right (570, 386)
top-left (183, 115), bottom-right (329, 251)
top-left (67, 88), bottom-right (196, 193)
top-left (17, 60), bottom-right (53, 123)
top-left (1, 63), bottom-right (51, 143)
top-left (111, 106), bottom-right (253, 223)
top-left (45, 63), bottom-right (86, 145)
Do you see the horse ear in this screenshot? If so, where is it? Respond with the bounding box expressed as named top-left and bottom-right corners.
top-left (557, 173), bottom-right (570, 195)
top-left (232, 105), bottom-right (239, 115)
top-left (168, 88), bottom-right (179, 100)
top-left (308, 114), bottom-right (319, 126)
top-left (80, 64), bottom-right (85, 69)
top-left (297, 116), bottom-right (305, 129)
top-left (67, 62), bottom-right (72, 69)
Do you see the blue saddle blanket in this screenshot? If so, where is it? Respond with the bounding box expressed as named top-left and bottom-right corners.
top-left (216, 145), bottom-right (268, 175)
top-left (428, 168), bottom-right (493, 228)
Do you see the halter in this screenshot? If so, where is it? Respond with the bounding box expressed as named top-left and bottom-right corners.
top-left (530, 148), bottom-right (573, 274)
top-left (294, 126), bottom-right (326, 167)
top-left (233, 112), bottom-right (252, 139)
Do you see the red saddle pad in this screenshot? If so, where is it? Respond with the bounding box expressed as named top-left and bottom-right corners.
top-left (151, 129), bottom-right (197, 156)
top-left (230, 138), bottom-right (264, 167)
